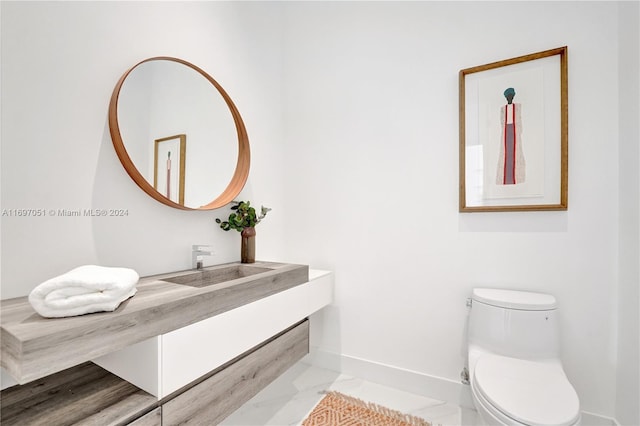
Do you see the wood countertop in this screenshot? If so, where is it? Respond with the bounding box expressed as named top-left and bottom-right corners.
top-left (0, 261), bottom-right (308, 384)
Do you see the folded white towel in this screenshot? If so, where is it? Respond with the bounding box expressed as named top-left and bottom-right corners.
top-left (28, 265), bottom-right (139, 318)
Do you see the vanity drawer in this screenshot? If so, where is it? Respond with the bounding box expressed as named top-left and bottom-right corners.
top-left (162, 319), bottom-right (309, 425)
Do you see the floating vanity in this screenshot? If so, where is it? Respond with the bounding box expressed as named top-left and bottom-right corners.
top-left (0, 262), bottom-right (333, 425)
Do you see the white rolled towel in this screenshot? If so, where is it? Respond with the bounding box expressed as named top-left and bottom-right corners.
top-left (28, 265), bottom-right (139, 318)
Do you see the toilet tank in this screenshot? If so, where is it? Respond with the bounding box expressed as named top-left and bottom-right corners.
top-left (468, 288), bottom-right (560, 360)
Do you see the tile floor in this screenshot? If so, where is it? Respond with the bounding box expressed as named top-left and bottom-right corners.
top-left (220, 359), bottom-right (478, 426)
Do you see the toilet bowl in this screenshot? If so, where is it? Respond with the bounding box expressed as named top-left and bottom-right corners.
top-left (467, 288), bottom-right (581, 426)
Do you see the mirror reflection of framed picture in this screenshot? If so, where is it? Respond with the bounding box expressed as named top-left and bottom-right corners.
top-left (154, 134), bottom-right (186, 205)
top-left (459, 47), bottom-right (568, 212)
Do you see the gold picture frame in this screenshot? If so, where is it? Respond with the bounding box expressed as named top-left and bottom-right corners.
top-left (459, 46), bottom-right (568, 212)
top-left (154, 134), bottom-right (186, 205)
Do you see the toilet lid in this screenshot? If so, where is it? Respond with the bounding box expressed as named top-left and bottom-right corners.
top-left (474, 355), bottom-right (580, 426)
top-left (472, 288), bottom-right (557, 310)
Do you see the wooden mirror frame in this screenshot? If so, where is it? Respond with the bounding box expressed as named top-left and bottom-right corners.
top-left (108, 57), bottom-right (250, 210)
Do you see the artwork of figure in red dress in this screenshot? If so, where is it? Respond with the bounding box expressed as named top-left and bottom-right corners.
top-left (496, 87), bottom-right (526, 185)
top-left (165, 151), bottom-right (172, 199)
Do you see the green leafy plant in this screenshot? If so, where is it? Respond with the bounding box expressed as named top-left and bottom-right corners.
top-left (215, 201), bottom-right (271, 232)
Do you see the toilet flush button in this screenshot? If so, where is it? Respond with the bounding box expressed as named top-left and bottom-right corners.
top-left (474, 355), bottom-right (580, 426)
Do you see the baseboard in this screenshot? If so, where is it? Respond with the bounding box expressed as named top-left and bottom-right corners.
top-left (580, 411), bottom-right (620, 426)
top-left (304, 347), bottom-right (474, 409)
top-left (305, 348), bottom-right (620, 426)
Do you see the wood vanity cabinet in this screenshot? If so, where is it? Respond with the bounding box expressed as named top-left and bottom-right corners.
top-left (0, 320), bottom-right (309, 426)
top-left (162, 319), bottom-right (309, 425)
top-left (1, 268), bottom-right (332, 425)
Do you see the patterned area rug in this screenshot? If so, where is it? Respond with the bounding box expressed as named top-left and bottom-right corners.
top-left (301, 391), bottom-right (432, 426)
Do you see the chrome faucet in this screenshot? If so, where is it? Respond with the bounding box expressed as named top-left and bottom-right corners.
top-left (192, 245), bottom-right (212, 270)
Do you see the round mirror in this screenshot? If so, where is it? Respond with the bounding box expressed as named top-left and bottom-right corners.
top-left (108, 57), bottom-right (250, 210)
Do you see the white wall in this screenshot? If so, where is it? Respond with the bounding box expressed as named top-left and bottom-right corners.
top-left (1, 1), bottom-right (637, 422)
top-left (281, 1), bottom-right (630, 420)
top-left (0, 1), bottom-right (287, 299)
top-left (616, 2), bottom-right (640, 425)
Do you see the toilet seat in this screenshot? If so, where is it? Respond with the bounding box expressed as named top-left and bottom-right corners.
top-left (473, 354), bottom-right (580, 426)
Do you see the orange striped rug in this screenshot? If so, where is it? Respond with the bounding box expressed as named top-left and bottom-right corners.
top-left (301, 391), bottom-right (431, 426)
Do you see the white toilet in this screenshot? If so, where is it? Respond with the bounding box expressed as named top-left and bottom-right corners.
top-left (467, 288), bottom-right (581, 426)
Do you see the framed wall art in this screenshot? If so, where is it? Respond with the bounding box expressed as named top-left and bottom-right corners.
top-left (154, 134), bottom-right (186, 205)
top-left (459, 46), bottom-right (568, 212)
